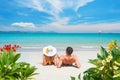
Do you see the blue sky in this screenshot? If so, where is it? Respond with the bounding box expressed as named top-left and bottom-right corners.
top-left (0, 0), bottom-right (120, 33)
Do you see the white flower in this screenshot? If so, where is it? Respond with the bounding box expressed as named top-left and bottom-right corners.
top-left (99, 66), bottom-right (104, 70)
top-left (24, 65), bottom-right (28, 68)
top-left (101, 60), bottom-right (106, 65)
top-left (113, 74), bottom-right (120, 78)
top-left (109, 67), bottom-right (112, 70)
top-left (4, 65), bottom-right (7, 68)
top-left (106, 55), bottom-right (112, 62)
top-left (8, 65), bottom-right (12, 70)
top-left (113, 66), bottom-right (119, 70)
top-left (114, 61), bottom-right (120, 66)
top-left (116, 47), bottom-right (119, 49)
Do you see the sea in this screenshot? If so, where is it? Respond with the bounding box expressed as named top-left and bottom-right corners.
top-left (0, 32), bottom-right (120, 52)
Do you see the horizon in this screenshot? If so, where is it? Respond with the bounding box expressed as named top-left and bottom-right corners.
top-left (0, 0), bottom-right (120, 33)
top-left (0, 31), bottom-right (120, 34)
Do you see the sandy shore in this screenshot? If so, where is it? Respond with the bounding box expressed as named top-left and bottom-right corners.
top-left (18, 50), bottom-right (99, 80)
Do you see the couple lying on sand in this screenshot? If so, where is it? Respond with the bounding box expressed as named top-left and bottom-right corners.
top-left (41, 46), bottom-right (80, 68)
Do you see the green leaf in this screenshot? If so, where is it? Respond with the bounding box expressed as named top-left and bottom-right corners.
top-left (71, 76), bottom-right (75, 80)
top-left (97, 53), bottom-right (103, 60)
top-left (89, 59), bottom-right (99, 66)
top-left (78, 74), bottom-right (81, 80)
top-left (13, 54), bottom-right (21, 63)
top-left (2, 51), bottom-right (8, 65)
top-left (100, 46), bottom-right (108, 59)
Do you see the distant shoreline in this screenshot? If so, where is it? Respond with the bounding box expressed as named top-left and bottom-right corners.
top-left (0, 31), bottom-right (120, 34)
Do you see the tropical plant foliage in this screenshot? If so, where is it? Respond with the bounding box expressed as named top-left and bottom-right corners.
top-left (0, 45), bottom-right (38, 80)
top-left (83, 40), bottom-right (120, 80)
top-left (71, 40), bottom-right (120, 80)
top-left (71, 74), bottom-right (81, 80)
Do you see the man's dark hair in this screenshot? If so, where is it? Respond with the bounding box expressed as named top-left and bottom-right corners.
top-left (66, 47), bottom-right (73, 55)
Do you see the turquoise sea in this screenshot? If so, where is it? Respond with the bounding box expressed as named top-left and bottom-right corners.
top-left (0, 32), bottom-right (120, 51)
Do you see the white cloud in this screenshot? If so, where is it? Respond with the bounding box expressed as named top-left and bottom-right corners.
top-left (50, 17), bottom-right (69, 26)
top-left (47, 0), bottom-right (63, 14)
top-left (16, 0), bottom-right (94, 17)
top-left (75, 0), bottom-right (94, 11)
top-left (12, 22), bottom-right (36, 28)
top-left (1, 22), bottom-right (120, 33)
top-left (16, 0), bottom-right (61, 17)
top-left (15, 0), bottom-right (94, 27)
top-left (40, 22), bottom-right (120, 33)
top-left (17, 0), bottom-right (43, 11)
top-left (60, 0), bottom-right (94, 12)
top-left (12, 0), bottom-right (120, 33)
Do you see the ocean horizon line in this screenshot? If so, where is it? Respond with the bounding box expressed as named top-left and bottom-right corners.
top-left (0, 31), bottom-right (120, 34)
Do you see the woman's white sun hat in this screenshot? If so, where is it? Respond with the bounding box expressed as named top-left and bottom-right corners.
top-left (43, 45), bottom-right (57, 56)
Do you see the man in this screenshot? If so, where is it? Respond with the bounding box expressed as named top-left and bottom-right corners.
top-left (57, 47), bottom-right (80, 68)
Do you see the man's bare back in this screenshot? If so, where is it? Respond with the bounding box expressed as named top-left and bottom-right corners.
top-left (57, 47), bottom-right (80, 68)
top-left (61, 55), bottom-right (76, 65)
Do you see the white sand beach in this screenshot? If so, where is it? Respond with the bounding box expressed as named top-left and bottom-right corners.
top-left (18, 50), bottom-right (99, 80)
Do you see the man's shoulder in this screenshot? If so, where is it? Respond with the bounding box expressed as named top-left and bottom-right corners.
top-left (72, 54), bottom-right (77, 57)
top-left (60, 55), bottom-right (65, 59)
top-left (71, 54), bottom-right (78, 60)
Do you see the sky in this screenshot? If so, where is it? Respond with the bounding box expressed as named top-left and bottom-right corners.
top-left (0, 0), bottom-right (120, 33)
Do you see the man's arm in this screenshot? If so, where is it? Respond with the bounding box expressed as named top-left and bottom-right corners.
top-left (53, 54), bottom-right (57, 66)
top-left (74, 56), bottom-right (81, 68)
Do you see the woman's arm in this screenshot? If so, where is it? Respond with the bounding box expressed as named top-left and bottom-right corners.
top-left (57, 56), bottom-right (63, 68)
top-left (42, 55), bottom-right (47, 65)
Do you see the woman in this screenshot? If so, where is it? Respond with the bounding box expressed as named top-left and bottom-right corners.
top-left (42, 45), bottom-right (57, 66)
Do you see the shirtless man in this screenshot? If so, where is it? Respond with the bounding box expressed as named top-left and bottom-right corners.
top-left (57, 47), bottom-right (80, 68)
